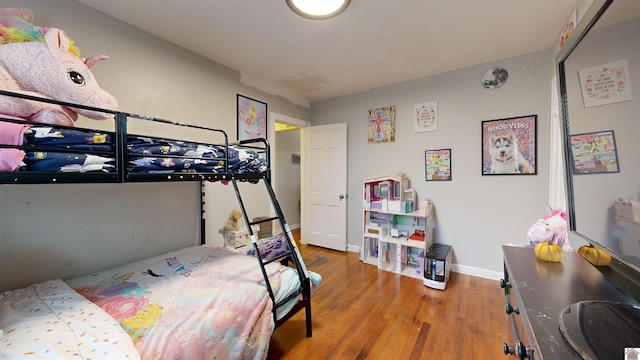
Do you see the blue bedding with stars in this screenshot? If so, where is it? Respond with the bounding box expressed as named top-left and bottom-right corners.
top-left (18, 127), bottom-right (267, 174)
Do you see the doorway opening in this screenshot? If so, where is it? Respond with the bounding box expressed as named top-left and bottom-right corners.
top-left (270, 113), bottom-right (310, 233)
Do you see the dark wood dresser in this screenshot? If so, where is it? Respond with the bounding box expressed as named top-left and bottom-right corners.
top-left (501, 245), bottom-right (640, 359)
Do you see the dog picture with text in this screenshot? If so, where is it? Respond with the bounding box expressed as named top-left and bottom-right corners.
top-left (482, 115), bottom-right (537, 175)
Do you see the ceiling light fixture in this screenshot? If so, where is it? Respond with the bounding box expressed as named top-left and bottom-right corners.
top-left (286, 0), bottom-right (351, 20)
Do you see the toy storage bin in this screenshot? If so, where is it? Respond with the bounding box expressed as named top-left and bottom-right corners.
top-left (424, 244), bottom-right (452, 290)
top-left (223, 230), bottom-right (249, 248)
top-left (252, 216), bottom-right (273, 239)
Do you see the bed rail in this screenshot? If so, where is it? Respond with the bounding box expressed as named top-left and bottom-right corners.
top-left (0, 90), bottom-right (270, 184)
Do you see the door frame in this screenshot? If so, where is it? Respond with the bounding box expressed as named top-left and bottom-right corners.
top-left (269, 112), bottom-right (310, 232)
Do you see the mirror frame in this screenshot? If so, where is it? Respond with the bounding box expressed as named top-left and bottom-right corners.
top-left (557, 0), bottom-right (613, 233)
top-left (557, 0), bottom-right (640, 301)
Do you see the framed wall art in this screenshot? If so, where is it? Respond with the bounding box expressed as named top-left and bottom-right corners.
top-left (481, 115), bottom-right (537, 175)
top-left (570, 130), bottom-right (619, 174)
top-left (578, 59), bottom-right (633, 108)
top-left (414, 101), bottom-right (438, 132)
top-left (425, 148), bottom-right (451, 181)
top-left (237, 94), bottom-right (267, 147)
top-left (367, 106), bottom-right (396, 143)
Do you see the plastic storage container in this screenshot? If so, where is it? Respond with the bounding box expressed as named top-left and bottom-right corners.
top-left (424, 244), bottom-right (452, 290)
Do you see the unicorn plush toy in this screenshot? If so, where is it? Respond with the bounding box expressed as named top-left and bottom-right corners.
top-left (0, 8), bottom-right (117, 126)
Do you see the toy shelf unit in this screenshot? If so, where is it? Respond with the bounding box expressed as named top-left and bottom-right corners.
top-left (362, 174), bottom-right (434, 279)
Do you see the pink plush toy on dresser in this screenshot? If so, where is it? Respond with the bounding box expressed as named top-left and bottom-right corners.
top-left (526, 203), bottom-right (574, 252)
top-left (0, 7), bottom-right (118, 171)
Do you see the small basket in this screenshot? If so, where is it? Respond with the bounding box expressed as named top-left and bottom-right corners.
top-left (224, 230), bottom-right (249, 248)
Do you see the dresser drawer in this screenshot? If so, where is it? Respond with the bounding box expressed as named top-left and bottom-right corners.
top-left (501, 267), bottom-right (534, 359)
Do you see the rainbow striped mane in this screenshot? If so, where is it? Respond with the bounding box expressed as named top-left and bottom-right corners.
top-left (0, 7), bottom-right (80, 56)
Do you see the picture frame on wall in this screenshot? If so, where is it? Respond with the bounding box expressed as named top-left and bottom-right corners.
top-left (570, 130), bottom-right (620, 174)
top-left (414, 101), bottom-right (438, 132)
top-left (481, 114), bottom-right (537, 175)
top-left (425, 148), bottom-right (451, 181)
top-left (367, 106), bottom-right (396, 143)
top-left (237, 94), bottom-right (267, 147)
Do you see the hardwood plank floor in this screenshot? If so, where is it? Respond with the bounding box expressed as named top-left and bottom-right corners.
top-left (268, 231), bottom-right (509, 359)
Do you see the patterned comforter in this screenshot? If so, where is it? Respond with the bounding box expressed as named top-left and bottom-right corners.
top-left (66, 246), bottom-right (282, 360)
top-left (0, 122), bottom-right (267, 174)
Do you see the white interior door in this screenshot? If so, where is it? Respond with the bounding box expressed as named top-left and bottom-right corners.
top-left (301, 123), bottom-right (347, 251)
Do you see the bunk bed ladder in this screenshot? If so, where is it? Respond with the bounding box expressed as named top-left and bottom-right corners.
top-left (230, 175), bottom-right (313, 337)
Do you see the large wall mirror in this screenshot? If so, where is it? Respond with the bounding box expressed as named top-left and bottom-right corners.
top-left (559, 0), bottom-right (640, 279)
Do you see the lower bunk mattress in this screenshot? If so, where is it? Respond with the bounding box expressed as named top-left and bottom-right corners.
top-left (0, 245), bottom-right (318, 360)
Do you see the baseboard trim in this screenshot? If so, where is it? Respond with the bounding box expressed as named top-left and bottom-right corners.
top-left (274, 223), bottom-right (299, 235)
top-left (349, 245), bottom-right (502, 280)
top-left (347, 244), bottom-right (359, 253)
top-left (288, 223), bottom-right (300, 230)
top-left (451, 264), bottom-right (503, 281)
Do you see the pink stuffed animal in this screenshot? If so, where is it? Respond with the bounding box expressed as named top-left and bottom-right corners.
top-left (526, 204), bottom-right (573, 252)
top-left (0, 8), bottom-right (117, 126)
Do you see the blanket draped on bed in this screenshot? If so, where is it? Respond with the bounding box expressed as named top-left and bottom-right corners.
top-left (0, 121), bottom-right (268, 174)
top-left (69, 247), bottom-right (281, 360)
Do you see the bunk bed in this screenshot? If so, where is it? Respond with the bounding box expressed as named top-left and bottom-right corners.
top-left (0, 90), bottom-right (316, 359)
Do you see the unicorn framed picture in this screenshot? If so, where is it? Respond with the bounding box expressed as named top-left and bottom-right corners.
top-left (237, 94), bottom-right (267, 147)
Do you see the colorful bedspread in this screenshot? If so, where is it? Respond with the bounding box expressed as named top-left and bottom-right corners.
top-left (0, 279), bottom-right (140, 359)
top-left (66, 246), bottom-right (282, 360)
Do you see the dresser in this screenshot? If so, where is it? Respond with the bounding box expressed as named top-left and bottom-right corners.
top-left (501, 245), bottom-right (640, 359)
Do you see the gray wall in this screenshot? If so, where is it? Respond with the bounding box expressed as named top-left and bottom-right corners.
top-left (276, 129), bottom-right (302, 229)
top-left (0, 182), bottom-right (200, 292)
top-left (311, 51), bottom-right (554, 277)
top-left (0, 0), bottom-right (309, 291)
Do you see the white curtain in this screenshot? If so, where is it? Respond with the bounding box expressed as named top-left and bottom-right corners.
top-left (549, 75), bottom-right (568, 211)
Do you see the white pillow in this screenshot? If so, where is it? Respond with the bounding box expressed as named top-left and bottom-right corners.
top-left (0, 279), bottom-right (140, 359)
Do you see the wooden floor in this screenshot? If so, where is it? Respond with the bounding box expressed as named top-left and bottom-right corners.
top-left (267, 230), bottom-right (510, 359)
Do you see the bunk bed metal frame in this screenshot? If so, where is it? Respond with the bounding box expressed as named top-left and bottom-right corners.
top-left (0, 89), bottom-right (313, 337)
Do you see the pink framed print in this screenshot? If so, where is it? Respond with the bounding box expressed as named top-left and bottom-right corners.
top-left (237, 94), bottom-right (267, 147)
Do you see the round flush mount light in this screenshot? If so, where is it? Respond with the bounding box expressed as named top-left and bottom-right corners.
top-left (286, 0), bottom-right (351, 20)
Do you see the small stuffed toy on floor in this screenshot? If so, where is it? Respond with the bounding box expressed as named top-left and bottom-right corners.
top-left (526, 203), bottom-right (573, 252)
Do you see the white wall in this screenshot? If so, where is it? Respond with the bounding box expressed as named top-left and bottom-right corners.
top-left (0, 0), bottom-right (309, 291)
top-left (311, 51), bottom-right (554, 278)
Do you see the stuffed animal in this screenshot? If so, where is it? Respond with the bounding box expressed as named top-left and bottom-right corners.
top-left (526, 204), bottom-right (573, 252)
top-left (0, 8), bottom-right (118, 126)
top-left (219, 209), bottom-right (243, 234)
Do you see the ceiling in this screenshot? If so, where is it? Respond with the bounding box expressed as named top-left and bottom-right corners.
top-left (77, 0), bottom-right (586, 107)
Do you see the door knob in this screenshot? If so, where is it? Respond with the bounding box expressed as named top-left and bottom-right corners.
top-left (339, 194), bottom-right (345, 199)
